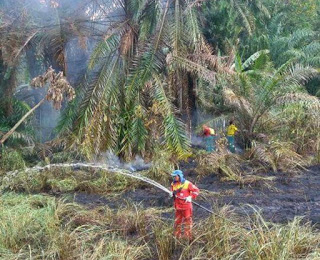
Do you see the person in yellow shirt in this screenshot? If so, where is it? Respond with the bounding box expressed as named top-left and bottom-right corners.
top-left (226, 120), bottom-right (238, 153)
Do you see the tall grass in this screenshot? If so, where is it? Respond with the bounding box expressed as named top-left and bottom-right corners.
top-left (1, 168), bottom-right (142, 194)
top-left (0, 193), bottom-right (59, 258)
top-left (151, 206), bottom-right (320, 260)
top-left (0, 192), bottom-right (319, 259)
top-left (243, 209), bottom-right (319, 260)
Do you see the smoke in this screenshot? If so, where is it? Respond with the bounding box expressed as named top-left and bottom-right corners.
top-left (191, 135), bottom-right (205, 148)
top-left (98, 150), bottom-right (152, 172)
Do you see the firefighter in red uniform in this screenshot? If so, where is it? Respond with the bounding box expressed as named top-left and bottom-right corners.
top-left (169, 170), bottom-right (199, 240)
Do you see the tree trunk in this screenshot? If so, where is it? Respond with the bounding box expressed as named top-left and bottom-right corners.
top-left (0, 98), bottom-right (46, 145)
top-left (0, 66), bottom-right (17, 117)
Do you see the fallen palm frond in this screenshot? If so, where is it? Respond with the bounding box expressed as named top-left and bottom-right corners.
top-left (247, 142), bottom-right (277, 172)
top-left (247, 140), bottom-right (310, 173)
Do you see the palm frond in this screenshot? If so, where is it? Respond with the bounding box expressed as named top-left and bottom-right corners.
top-left (170, 55), bottom-right (216, 83)
top-left (223, 88), bottom-right (253, 115)
top-left (254, 0), bottom-right (271, 18)
top-left (288, 29), bottom-right (315, 49)
top-left (232, 0), bottom-right (253, 35)
top-left (249, 143), bottom-right (277, 172)
top-left (276, 92), bottom-right (320, 111)
top-left (12, 31), bottom-right (39, 64)
top-left (130, 106), bottom-right (148, 153)
top-left (88, 34), bottom-right (120, 69)
top-left (0, 125), bottom-right (34, 145)
top-left (241, 49), bottom-right (270, 71)
top-left (172, 0), bottom-right (183, 55)
top-left (285, 64), bottom-right (317, 85)
top-left (125, 0), bottom-right (169, 103)
top-left (76, 56), bottom-right (120, 137)
top-left (282, 49), bottom-right (306, 61)
top-left (301, 41), bottom-right (320, 58)
top-left (138, 0), bottom-right (161, 41)
top-left (306, 56), bottom-right (320, 67)
top-left (183, 1), bottom-right (203, 52)
top-left (153, 74), bottom-right (190, 155)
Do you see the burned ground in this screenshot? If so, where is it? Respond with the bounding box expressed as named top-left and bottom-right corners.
top-left (63, 165), bottom-right (320, 227)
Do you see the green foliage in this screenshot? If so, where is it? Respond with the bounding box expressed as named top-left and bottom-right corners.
top-left (0, 168), bottom-right (142, 194)
top-left (148, 146), bottom-right (176, 183)
top-left (0, 193), bottom-right (58, 255)
top-left (201, 0), bottom-right (271, 54)
top-left (58, 0), bottom-right (213, 159)
top-left (0, 99), bottom-right (34, 146)
top-left (221, 50), bottom-right (319, 152)
top-left (0, 149), bottom-right (26, 172)
top-left (1, 0), bottom-right (320, 164)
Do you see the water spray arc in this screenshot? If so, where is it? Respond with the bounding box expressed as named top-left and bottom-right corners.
top-left (5, 162), bottom-right (171, 191)
top-left (5, 162), bottom-right (215, 214)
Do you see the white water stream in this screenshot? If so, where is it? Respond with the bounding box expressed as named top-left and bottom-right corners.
top-left (4, 162), bottom-right (171, 194)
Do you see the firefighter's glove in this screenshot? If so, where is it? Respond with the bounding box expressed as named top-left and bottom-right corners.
top-left (185, 196), bottom-right (192, 203)
top-left (169, 192), bottom-right (173, 198)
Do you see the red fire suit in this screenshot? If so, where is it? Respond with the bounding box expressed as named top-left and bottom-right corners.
top-left (171, 180), bottom-right (199, 239)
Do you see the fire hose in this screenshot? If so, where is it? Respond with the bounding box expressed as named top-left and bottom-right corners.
top-left (173, 194), bottom-right (241, 227)
top-left (4, 162), bottom-right (239, 226)
top-left (174, 195), bottom-right (214, 214)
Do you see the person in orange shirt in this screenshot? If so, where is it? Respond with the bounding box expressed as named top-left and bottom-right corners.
top-left (169, 170), bottom-right (199, 240)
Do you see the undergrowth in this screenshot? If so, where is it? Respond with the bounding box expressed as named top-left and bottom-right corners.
top-left (0, 192), bottom-right (319, 260)
top-left (0, 168), bottom-right (142, 194)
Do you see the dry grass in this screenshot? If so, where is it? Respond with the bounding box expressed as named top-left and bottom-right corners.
top-left (0, 192), bottom-right (319, 259)
top-left (246, 140), bottom-right (310, 173)
top-left (0, 168), bottom-right (142, 194)
top-left (196, 150), bottom-right (246, 186)
top-left (195, 138), bottom-right (312, 191)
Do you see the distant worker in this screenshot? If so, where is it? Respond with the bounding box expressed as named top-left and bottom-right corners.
top-left (169, 170), bottom-right (199, 240)
top-left (226, 120), bottom-right (238, 153)
top-left (202, 124), bottom-right (216, 152)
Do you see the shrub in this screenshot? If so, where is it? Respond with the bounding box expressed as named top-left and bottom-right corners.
top-left (0, 149), bottom-right (26, 173)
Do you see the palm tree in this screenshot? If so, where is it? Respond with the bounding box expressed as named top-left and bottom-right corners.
top-left (57, 0), bottom-right (228, 159)
top-left (222, 50), bottom-right (319, 148)
top-left (200, 0), bottom-right (271, 55)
